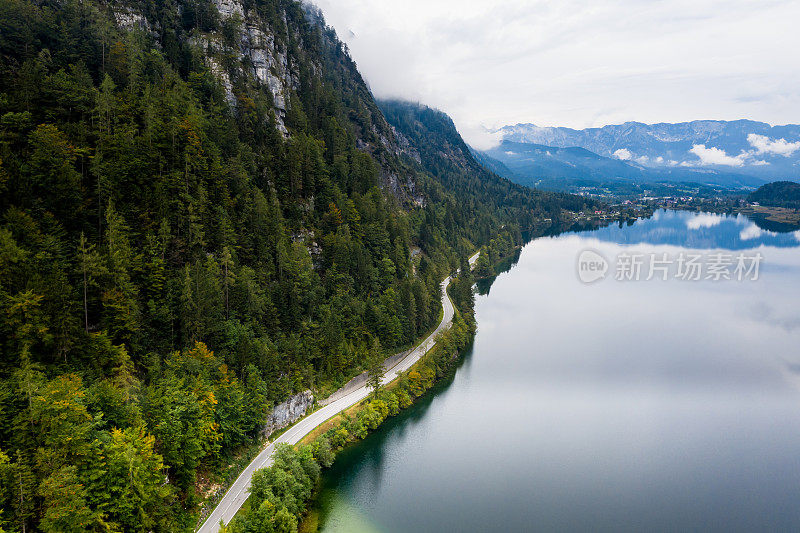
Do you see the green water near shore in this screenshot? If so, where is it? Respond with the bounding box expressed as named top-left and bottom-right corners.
top-left (312, 211), bottom-right (800, 532)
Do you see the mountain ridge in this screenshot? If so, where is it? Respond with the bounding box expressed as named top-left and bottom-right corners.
top-left (492, 119), bottom-right (800, 182)
top-left (480, 139), bottom-right (765, 190)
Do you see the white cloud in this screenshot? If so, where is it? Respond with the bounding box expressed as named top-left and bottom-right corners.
top-left (689, 144), bottom-right (748, 167)
top-left (504, 151), bottom-right (516, 156)
top-left (655, 156), bottom-right (664, 164)
top-left (459, 122), bottom-right (503, 150)
top-left (313, 0), bottom-right (800, 146)
top-left (635, 155), bottom-right (649, 164)
top-left (747, 133), bottom-right (800, 156)
top-left (613, 148), bottom-right (632, 160)
top-left (688, 141), bottom-right (777, 167)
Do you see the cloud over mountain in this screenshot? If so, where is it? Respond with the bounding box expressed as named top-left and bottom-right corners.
top-left (689, 145), bottom-right (749, 167)
top-left (315, 0), bottom-right (800, 148)
top-left (492, 120), bottom-right (800, 181)
top-left (747, 134), bottom-right (800, 157)
top-left (688, 133), bottom-right (800, 167)
top-left (613, 148), bottom-right (633, 161)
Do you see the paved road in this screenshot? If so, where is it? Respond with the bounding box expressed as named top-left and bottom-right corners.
top-left (198, 253), bottom-right (478, 532)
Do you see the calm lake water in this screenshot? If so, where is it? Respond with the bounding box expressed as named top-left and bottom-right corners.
top-left (313, 210), bottom-right (800, 532)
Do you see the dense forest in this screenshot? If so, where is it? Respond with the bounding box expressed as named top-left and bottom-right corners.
top-left (0, 0), bottom-right (595, 530)
top-left (232, 261), bottom-right (478, 532)
top-left (748, 181), bottom-right (800, 209)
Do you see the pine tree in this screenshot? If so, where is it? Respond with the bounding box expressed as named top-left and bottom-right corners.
top-left (12, 451), bottom-right (36, 533)
top-left (366, 338), bottom-right (385, 396)
top-left (220, 246), bottom-right (236, 320)
top-left (77, 232), bottom-right (106, 333)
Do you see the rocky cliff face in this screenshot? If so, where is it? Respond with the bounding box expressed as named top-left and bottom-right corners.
top-left (112, 0), bottom-right (296, 135)
top-left (263, 390), bottom-right (314, 436)
top-left (109, 0), bottom-right (421, 202)
top-left (188, 0), bottom-right (301, 136)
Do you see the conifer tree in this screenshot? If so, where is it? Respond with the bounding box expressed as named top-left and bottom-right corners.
top-left (366, 338), bottom-right (385, 396)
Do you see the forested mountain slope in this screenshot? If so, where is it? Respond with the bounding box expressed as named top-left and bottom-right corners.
top-left (748, 181), bottom-right (800, 209)
top-left (0, 1), bottom-right (591, 530)
top-left (379, 100), bottom-right (594, 239)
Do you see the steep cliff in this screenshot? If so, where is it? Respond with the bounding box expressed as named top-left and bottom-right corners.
top-left (380, 100), bottom-right (599, 247)
top-left (99, 0), bottom-right (420, 203)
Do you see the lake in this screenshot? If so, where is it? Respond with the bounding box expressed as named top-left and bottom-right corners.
top-left (312, 210), bottom-right (800, 532)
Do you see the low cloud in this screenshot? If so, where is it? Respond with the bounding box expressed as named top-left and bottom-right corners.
top-left (460, 123), bottom-right (503, 151)
top-left (613, 148), bottom-right (632, 160)
top-left (314, 0), bottom-right (800, 143)
top-left (747, 133), bottom-right (800, 156)
top-left (688, 140), bottom-right (776, 167)
top-left (689, 144), bottom-right (747, 167)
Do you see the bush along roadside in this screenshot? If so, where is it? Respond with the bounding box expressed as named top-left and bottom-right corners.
top-left (222, 270), bottom-right (477, 533)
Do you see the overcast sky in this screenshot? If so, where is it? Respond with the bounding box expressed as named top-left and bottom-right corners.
top-left (312, 0), bottom-right (800, 149)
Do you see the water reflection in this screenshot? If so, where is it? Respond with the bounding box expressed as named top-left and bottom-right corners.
top-left (475, 248), bottom-right (521, 295)
top-left (315, 210), bottom-right (800, 533)
top-left (588, 210), bottom-right (800, 250)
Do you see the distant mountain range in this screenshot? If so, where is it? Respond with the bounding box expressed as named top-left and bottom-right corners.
top-left (480, 120), bottom-right (800, 189)
top-left (479, 140), bottom-right (765, 189)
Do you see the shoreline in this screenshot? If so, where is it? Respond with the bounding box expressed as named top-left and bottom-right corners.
top-left (197, 253), bottom-right (479, 532)
top-left (296, 278), bottom-right (478, 532)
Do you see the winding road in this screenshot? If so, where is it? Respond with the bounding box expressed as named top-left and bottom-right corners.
top-left (197, 253), bottom-right (479, 532)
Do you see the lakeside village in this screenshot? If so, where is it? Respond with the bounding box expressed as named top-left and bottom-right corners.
top-left (568, 190), bottom-right (800, 231)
